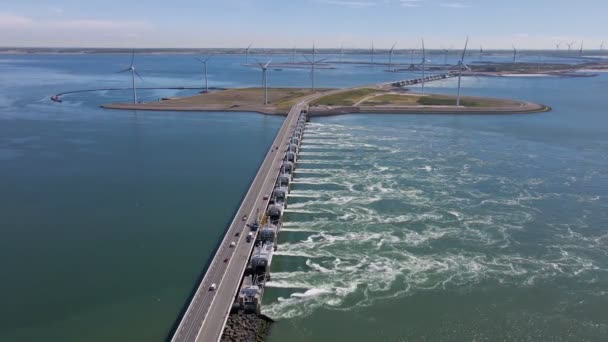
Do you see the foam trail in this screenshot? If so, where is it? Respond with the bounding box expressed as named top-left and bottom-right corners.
top-left (264, 118), bottom-right (608, 323)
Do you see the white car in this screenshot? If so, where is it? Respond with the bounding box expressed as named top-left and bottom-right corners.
top-left (209, 283), bottom-right (217, 291)
top-left (229, 241), bottom-right (236, 248)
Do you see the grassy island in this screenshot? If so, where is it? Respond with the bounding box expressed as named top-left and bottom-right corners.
top-left (102, 86), bottom-right (550, 115)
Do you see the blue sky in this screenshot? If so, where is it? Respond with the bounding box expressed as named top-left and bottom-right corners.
top-left (1, 0), bottom-right (607, 49)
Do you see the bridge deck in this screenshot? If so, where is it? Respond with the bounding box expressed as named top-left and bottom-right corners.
top-left (171, 96), bottom-right (315, 342)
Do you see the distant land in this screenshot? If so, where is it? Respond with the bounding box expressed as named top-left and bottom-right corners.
top-left (2, 47), bottom-right (608, 55)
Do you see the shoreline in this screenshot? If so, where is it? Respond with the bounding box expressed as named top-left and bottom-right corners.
top-left (100, 93), bottom-right (550, 116)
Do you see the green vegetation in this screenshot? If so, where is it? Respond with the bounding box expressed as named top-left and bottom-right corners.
top-left (362, 94), bottom-right (419, 105)
top-left (312, 88), bottom-right (384, 106)
top-left (417, 96), bottom-right (480, 107)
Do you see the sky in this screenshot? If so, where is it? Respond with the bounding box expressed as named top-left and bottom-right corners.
top-left (1, 0), bottom-right (607, 49)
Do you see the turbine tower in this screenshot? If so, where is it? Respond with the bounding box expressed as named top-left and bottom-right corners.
top-left (371, 41), bottom-right (375, 64)
top-left (118, 51), bottom-right (143, 104)
top-left (456, 37), bottom-right (470, 107)
top-left (195, 56), bottom-right (211, 93)
top-left (303, 43), bottom-right (328, 92)
top-left (601, 42), bottom-right (606, 51)
top-left (256, 59), bottom-right (272, 105)
top-left (512, 45), bottom-right (517, 63)
top-left (339, 43), bottom-right (344, 62)
top-left (388, 42), bottom-right (397, 72)
top-left (579, 41), bottom-right (584, 56)
top-left (444, 49), bottom-right (449, 65)
top-left (479, 46), bottom-right (483, 60)
top-left (421, 38), bottom-right (427, 95)
top-left (292, 46), bottom-right (297, 63)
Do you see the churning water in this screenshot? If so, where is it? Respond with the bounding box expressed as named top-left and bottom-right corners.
top-left (265, 79), bottom-right (608, 340)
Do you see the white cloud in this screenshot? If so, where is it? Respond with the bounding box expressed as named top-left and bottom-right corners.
top-left (0, 12), bottom-right (152, 47)
top-left (314, 0), bottom-right (378, 7)
top-left (0, 13), bottom-right (34, 28)
top-left (440, 2), bottom-right (471, 8)
top-left (0, 13), bottom-right (150, 31)
top-left (48, 7), bottom-right (65, 14)
top-left (400, 0), bottom-right (424, 8)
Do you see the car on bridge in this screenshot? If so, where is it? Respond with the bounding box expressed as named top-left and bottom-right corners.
top-left (209, 283), bottom-right (217, 291)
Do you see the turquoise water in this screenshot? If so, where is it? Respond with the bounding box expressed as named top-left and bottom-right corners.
top-left (0, 55), bottom-right (285, 341)
top-left (265, 75), bottom-right (608, 340)
top-left (1, 53), bottom-right (607, 341)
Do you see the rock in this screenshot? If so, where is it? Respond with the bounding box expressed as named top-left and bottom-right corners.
top-left (220, 312), bottom-right (274, 342)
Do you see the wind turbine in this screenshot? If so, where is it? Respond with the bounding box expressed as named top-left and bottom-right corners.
top-left (245, 43), bottom-right (253, 64)
top-left (371, 41), bottom-right (375, 64)
top-left (388, 42), bottom-right (397, 72)
top-left (195, 56), bottom-right (211, 93)
top-left (601, 42), bottom-right (606, 51)
top-left (421, 38), bottom-right (427, 95)
top-left (512, 45), bottom-right (517, 63)
top-left (303, 50), bottom-right (328, 92)
top-left (118, 51), bottom-right (143, 104)
top-left (292, 46), bottom-right (297, 63)
top-left (443, 48), bottom-right (449, 65)
top-left (566, 42), bottom-right (574, 51)
top-left (339, 43), bottom-right (344, 62)
top-left (456, 37), bottom-right (470, 107)
top-left (479, 46), bottom-right (483, 60)
top-left (555, 41), bottom-right (562, 51)
top-left (256, 59), bottom-right (272, 105)
top-left (579, 41), bottom-right (584, 56)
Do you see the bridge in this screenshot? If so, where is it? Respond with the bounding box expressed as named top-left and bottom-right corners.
top-left (170, 91), bottom-right (329, 342)
top-left (170, 74), bottom-right (452, 342)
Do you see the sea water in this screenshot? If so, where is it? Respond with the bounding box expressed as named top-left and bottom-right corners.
top-left (0, 52), bottom-right (606, 341)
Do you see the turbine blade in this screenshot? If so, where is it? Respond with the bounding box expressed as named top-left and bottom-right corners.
top-left (264, 59), bottom-right (272, 68)
top-left (317, 58), bottom-right (329, 63)
top-left (461, 36), bottom-right (469, 62)
top-left (303, 55), bottom-right (312, 64)
top-left (134, 70), bottom-right (144, 81)
top-left (117, 68), bottom-right (131, 73)
top-left (130, 51), bottom-right (135, 68)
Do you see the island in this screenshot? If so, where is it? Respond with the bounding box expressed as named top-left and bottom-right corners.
top-left (101, 85), bottom-right (550, 115)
